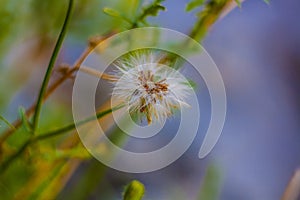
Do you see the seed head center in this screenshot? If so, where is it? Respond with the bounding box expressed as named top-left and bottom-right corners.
top-left (138, 70), bottom-right (168, 95)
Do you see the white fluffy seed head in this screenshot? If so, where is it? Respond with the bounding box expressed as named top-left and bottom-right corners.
top-left (111, 51), bottom-right (192, 124)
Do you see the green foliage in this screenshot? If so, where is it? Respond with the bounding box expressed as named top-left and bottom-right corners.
top-left (189, 0), bottom-right (231, 41)
top-left (103, 7), bottom-right (133, 25)
top-left (103, 0), bottom-right (166, 28)
top-left (139, 0), bottom-right (166, 21)
top-left (6, 126), bottom-right (32, 148)
top-left (18, 107), bottom-right (32, 133)
top-left (186, 0), bottom-right (205, 12)
top-left (264, 0), bottom-right (270, 4)
top-left (123, 180), bottom-right (145, 200)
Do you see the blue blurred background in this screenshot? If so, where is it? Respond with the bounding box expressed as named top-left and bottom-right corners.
top-left (146, 0), bottom-right (300, 199)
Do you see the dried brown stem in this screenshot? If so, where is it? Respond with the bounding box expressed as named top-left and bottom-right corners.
top-left (79, 66), bottom-right (118, 81)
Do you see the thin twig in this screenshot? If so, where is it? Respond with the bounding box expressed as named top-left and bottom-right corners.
top-left (32, 0), bottom-right (74, 133)
top-left (79, 66), bottom-right (118, 81)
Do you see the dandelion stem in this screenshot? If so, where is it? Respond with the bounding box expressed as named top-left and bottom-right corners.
top-left (32, 0), bottom-right (74, 133)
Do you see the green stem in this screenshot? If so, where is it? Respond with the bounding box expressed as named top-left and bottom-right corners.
top-left (189, 0), bottom-right (231, 41)
top-left (32, 0), bottom-right (74, 133)
top-left (0, 105), bottom-right (123, 174)
top-left (34, 105), bottom-right (123, 142)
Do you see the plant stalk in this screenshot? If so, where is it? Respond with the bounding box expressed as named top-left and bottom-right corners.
top-left (32, 0), bottom-right (74, 133)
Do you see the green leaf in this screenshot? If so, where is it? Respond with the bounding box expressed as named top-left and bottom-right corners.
top-left (103, 7), bottom-right (132, 25)
top-left (263, 0), bottom-right (270, 4)
top-left (18, 107), bottom-right (32, 133)
top-left (139, 0), bottom-right (166, 22)
top-left (0, 114), bottom-right (15, 131)
top-left (142, 4), bottom-right (165, 19)
top-left (186, 0), bottom-right (205, 12)
top-left (103, 7), bottom-right (121, 18)
top-left (123, 180), bottom-right (145, 200)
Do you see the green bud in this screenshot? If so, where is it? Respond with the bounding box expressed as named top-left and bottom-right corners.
top-left (123, 180), bottom-right (145, 200)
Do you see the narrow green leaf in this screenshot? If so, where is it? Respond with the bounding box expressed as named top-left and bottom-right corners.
top-left (185, 0), bottom-right (205, 12)
top-left (0, 114), bottom-right (15, 130)
top-left (103, 7), bottom-right (133, 25)
top-left (18, 107), bottom-right (32, 133)
top-left (103, 7), bottom-right (121, 18)
top-left (138, 0), bottom-right (166, 22)
top-left (123, 180), bottom-right (145, 200)
top-left (143, 5), bottom-right (165, 18)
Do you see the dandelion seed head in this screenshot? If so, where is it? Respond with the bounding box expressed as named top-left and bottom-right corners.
top-left (112, 51), bottom-right (192, 124)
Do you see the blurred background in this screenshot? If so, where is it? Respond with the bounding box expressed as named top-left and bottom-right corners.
top-left (0, 0), bottom-right (300, 199)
